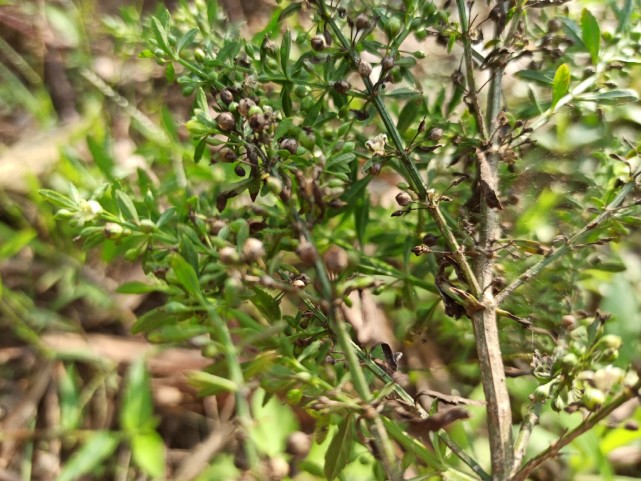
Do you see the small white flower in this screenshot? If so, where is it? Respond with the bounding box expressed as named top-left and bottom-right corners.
top-left (365, 134), bottom-right (387, 156)
top-left (77, 199), bottom-right (103, 224)
top-left (593, 365), bottom-right (625, 392)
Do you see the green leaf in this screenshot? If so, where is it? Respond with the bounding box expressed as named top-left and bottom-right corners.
top-left (176, 27), bottom-right (198, 54)
top-left (278, 2), bottom-right (302, 21)
top-left (324, 415), bottom-right (354, 480)
top-left (581, 9), bottom-right (600, 64)
top-left (171, 254), bottom-right (202, 298)
top-left (120, 357), bottom-right (155, 433)
top-left (396, 99), bottom-right (422, 135)
top-left (516, 69), bottom-right (555, 86)
top-left (116, 281), bottom-right (176, 295)
top-left (194, 137), bottom-right (207, 163)
top-left (385, 87), bottom-right (422, 99)
top-left (131, 431), bottom-right (166, 479)
top-left (55, 431), bottom-right (119, 481)
top-left (551, 63), bottom-right (571, 108)
top-left (188, 371), bottom-right (238, 395)
top-left (217, 40), bottom-right (242, 64)
top-left (87, 135), bottom-right (115, 181)
top-left (576, 89), bottom-right (640, 105)
top-left (39, 189), bottom-right (76, 209)
top-left (58, 363), bottom-right (81, 431)
top-left (0, 229), bottom-right (36, 260)
top-left (251, 287), bottom-right (281, 322)
top-left (280, 83), bottom-right (293, 117)
top-left (281, 29), bottom-right (291, 76)
top-left (115, 190), bottom-right (140, 224)
top-left (151, 17), bottom-right (170, 53)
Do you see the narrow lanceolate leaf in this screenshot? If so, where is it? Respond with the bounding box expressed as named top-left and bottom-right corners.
top-left (121, 357), bottom-right (155, 433)
top-left (278, 2), bottom-right (302, 21)
top-left (188, 371), bottom-right (238, 395)
top-left (324, 415), bottom-right (354, 480)
top-left (131, 431), bottom-right (166, 479)
top-left (171, 254), bottom-right (202, 298)
top-left (551, 63), bottom-right (571, 108)
top-left (55, 431), bottom-right (119, 481)
top-left (581, 9), bottom-right (600, 64)
top-left (576, 89), bottom-right (640, 105)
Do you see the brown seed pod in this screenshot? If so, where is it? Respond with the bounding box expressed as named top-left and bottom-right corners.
top-left (381, 56), bottom-right (395, 71)
top-left (216, 112), bottom-right (235, 131)
top-left (249, 113), bottom-right (266, 132)
top-left (296, 241), bottom-right (318, 265)
top-left (355, 13), bottom-right (371, 30)
top-left (242, 237), bottom-right (265, 262)
top-left (286, 431), bottom-right (311, 457)
top-left (234, 164), bottom-right (246, 176)
top-left (428, 127), bottom-right (443, 141)
top-left (333, 80), bottom-right (350, 94)
top-left (238, 98), bottom-right (256, 117)
top-left (323, 245), bottom-right (349, 273)
top-left (311, 35), bottom-right (326, 52)
top-left (358, 59), bottom-right (373, 77)
top-left (220, 89), bottom-right (233, 105)
top-left (395, 191), bottom-right (412, 207)
top-left (280, 138), bottom-right (299, 155)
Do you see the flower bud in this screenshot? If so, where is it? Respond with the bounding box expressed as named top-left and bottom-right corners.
top-left (582, 387), bottom-right (605, 410)
top-left (103, 222), bottom-right (125, 240)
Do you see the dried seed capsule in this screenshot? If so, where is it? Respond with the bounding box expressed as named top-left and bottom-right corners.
top-left (324, 245), bottom-right (349, 273)
top-left (279, 138), bottom-right (299, 155)
top-left (333, 80), bottom-right (350, 94)
top-left (234, 164), bottom-right (246, 176)
top-left (381, 56), bottom-right (395, 71)
top-left (219, 246), bottom-right (240, 264)
top-left (249, 113), bottom-right (266, 132)
top-left (242, 237), bottom-right (265, 262)
top-left (238, 98), bottom-right (256, 117)
top-left (355, 14), bottom-right (371, 30)
top-left (220, 89), bottom-right (233, 105)
top-left (216, 112), bottom-right (235, 131)
top-left (422, 233), bottom-right (438, 246)
top-left (428, 127), bottom-right (443, 141)
top-left (296, 241), bottom-right (318, 265)
top-left (311, 35), bottom-right (326, 52)
top-left (286, 431), bottom-right (311, 457)
top-left (395, 191), bottom-right (412, 207)
top-left (358, 59), bottom-right (373, 77)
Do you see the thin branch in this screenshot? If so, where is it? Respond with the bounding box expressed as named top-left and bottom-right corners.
top-left (511, 401), bottom-right (542, 476)
top-left (291, 211), bottom-right (402, 481)
top-left (495, 172), bottom-right (640, 305)
top-left (511, 380), bottom-right (641, 481)
top-left (455, 0), bottom-right (487, 139)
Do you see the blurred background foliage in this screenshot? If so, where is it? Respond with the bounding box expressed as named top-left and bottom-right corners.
top-left (1, 0), bottom-right (641, 480)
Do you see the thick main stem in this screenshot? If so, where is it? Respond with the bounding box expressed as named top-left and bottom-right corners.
top-left (458, 0), bottom-right (514, 477)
